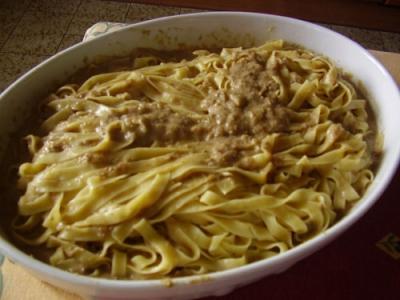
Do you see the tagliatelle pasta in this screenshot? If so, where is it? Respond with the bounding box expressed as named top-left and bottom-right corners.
top-left (11, 40), bottom-right (380, 279)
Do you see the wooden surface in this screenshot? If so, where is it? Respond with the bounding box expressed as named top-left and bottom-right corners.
top-left (2, 259), bottom-right (80, 300)
top-left (370, 50), bottom-right (400, 79)
top-left (385, 0), bottom-right (400, 6)
top-left (128, 0), bottom-right (400, 33)
top-left (1, 49), bottom-right (399, 300)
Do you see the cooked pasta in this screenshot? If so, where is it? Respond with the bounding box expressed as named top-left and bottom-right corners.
top-left (11, 40), bottom-right (379, 279)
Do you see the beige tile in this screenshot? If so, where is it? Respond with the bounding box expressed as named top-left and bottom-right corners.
top-left (76, 0), bottom-right (129, 19)
top-left (179, 7), bottom-right (208, 14)
top-left (125, 3), bottom-right (181, 23)
top-left (0, 0), bottom-right (31, 11)
top-left (0, 10), bottom-right (21, 26)
top-left (0, 8), bottom-right (25, 23)
top-left (330, 25), bottom-right (384, 50)
top-left (0, 9), bottom-right (22, 49)
top-left (0, 31), bottom-right (10, 50)
top-left (2, 33), bottom-right (63, 55)
top-left (29, 0), bottom-right (81, 14)
top-left (329, 25), bottom-right (362, 39)
top-left (67, 0), bottom-right (129, 35)
top-left (13, 10), bottom-right (74, 36)
top-left (351, 29), bottom-right (384, 51)
top-left (0, 53), bottom-right (49, 92)
top-left (381, 32), bottom-right (400, 53)
top-left (58, 34), bottom-right (83, 52)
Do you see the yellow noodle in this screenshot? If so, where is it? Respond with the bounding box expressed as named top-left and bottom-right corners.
top-left (11, 40), bottom-right (379, 279)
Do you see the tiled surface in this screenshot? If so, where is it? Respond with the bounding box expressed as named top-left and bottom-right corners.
top-left (28, 0), bottom-right (81, 14)
top-left (0, 53), bottom-right (49, 91)
top-left (327, 25), bottom-right (385, 50)
top-left (58, 34), bottom-right (83, 52)
top-left (2, 32), bottom-right (63, 56)
top-left (0, 0), bottom-right (31, 49)
top-left (125, 3), bottom-right (182, 22)
top-left (0, 0), bottom-right (31, 11)
top-left (179, 7), bottom-right (207, 14)
top-left (0, 0), bottom-right (399, 93)
top-left (67, 0), bottom-right (129, 35)
top-left (0, 11), bottom-right (21, 49)
top-left (13, 11), bottom-right (73, 36)
top-left (382, 32), bottom-right (400, 53)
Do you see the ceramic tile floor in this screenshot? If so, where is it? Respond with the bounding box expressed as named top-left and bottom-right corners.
top-left (0, 0), bottom-right (399, 92)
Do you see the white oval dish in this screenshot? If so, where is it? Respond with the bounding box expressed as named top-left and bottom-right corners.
top-left (0, 12), bottom-right (399, 300)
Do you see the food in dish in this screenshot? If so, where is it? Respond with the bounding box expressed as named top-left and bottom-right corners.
top-left (10, 40), bottom-right (380, 279)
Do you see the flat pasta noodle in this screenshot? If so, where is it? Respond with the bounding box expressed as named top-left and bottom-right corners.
top-left (10, 39), bottom-right (380, 279)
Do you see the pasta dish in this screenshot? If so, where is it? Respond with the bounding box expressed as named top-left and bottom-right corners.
top-left (10, 40), bottom-right (379, 279)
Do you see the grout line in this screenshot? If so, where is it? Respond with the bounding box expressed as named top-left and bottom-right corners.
top-left (0, 0), bottom-right (33, 53)
top-left (123, 3), bottom-right (132, 23)
top-left (56, 0), bottom-right (84, 53)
